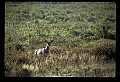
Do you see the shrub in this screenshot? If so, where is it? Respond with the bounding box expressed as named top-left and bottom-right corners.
top-left (91, 39), bottom-right (116, 62)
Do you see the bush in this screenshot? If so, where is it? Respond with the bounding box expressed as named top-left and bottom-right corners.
top-left (91, 39), bottom-right (116, 62)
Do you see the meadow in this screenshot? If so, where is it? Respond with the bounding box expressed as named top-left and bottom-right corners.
top-left (5, 2), bottom-right (116, 77)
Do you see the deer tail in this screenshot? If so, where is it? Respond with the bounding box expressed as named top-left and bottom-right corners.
top-left (35, 50), bottom-right (37, 55)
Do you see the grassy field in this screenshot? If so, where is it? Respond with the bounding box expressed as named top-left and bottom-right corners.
top-left (5, 2), bottom-right (116, 77)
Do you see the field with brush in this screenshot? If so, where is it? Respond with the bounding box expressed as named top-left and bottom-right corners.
top-left (5, 2), bottom-right (116, 77)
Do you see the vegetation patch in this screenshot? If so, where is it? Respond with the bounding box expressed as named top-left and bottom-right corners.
top-left (5, 2), bottom-right (116, 77)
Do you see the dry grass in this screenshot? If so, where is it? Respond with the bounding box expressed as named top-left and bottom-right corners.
top-left (4, 40), bottom-right (116, 77)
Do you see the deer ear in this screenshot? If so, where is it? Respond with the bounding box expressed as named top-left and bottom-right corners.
top-left (45, 40), bottom-right (47, 42)
top-left (51, 40), bottom-right (53, 43)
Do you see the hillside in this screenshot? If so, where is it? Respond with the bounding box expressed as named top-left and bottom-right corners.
top-left (5, 2), bottom-right (116, 77)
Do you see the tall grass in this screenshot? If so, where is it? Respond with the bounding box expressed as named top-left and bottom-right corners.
top-left (5, 39), bottom-right (116, 77)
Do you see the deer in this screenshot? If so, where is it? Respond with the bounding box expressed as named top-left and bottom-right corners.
top-left (34, 40), bottom-right (53, 57)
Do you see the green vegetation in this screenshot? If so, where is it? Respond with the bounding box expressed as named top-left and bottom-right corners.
top-left (5, 2), bottom-right (116, 77)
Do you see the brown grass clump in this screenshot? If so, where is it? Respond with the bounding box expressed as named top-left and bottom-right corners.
top-left (90, 39), bottom-right (116, 62)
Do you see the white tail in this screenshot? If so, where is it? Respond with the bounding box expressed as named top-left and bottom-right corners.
top-left (35, 40), bottom-right (53, 57)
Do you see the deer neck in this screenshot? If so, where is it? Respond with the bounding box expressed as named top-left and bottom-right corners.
top-left (45, 44), bottom-right (49, 50)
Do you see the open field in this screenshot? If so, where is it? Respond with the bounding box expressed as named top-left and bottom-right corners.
top-left (5, 2), bottom-right (116, 77)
